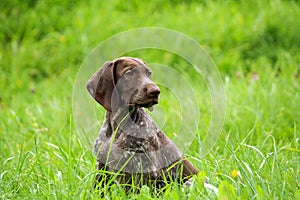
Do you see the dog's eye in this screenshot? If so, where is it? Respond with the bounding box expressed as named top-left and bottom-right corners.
top-left (125, 70), bottom-right (134, 76)
top-left (146, 71), bottom-right (152, 77)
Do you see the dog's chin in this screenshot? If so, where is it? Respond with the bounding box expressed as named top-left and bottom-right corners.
top-left (129, 99), bottom-right (158, 112)
top-left (139, 102), bottom-right (158, 112)
top-left (143, 102), bottom-right (157, 112)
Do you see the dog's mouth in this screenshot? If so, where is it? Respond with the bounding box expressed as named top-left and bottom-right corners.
top-left (128, 97), bottom-right (159, 111)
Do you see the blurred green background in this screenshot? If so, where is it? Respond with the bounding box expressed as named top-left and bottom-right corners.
top-left (0, 0), bottom-right (299, 199)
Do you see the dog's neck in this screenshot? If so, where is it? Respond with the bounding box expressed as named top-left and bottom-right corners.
top-left (108, 106), bottom-right (142, 131)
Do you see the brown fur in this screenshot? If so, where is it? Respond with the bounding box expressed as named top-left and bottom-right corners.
top-left (86, 57), bottom-right (198, 191)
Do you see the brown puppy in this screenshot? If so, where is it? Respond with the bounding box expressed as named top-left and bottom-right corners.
top-left (87, 57), bottom-right (198, 191)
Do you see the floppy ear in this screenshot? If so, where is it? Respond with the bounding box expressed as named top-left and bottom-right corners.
top-left (86, 61), bottom-right (115, 111)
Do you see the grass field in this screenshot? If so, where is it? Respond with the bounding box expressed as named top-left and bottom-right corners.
top-left (1, 0), bottom-right (299, 199)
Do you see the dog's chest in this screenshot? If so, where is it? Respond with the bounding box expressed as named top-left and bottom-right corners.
top-left (95, 108), bottom-right (183, 174)
top-left (114, 110), bottom-right (164, 152)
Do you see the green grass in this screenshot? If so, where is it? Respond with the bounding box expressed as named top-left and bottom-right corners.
top-left (0, 0), bottom-right (299, 199)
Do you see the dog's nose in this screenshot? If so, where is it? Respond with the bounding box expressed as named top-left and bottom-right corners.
top-left (147, 84), bottom-right (160, 97)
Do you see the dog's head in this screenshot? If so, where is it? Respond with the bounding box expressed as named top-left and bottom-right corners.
top-left (87, 57), bottom-right (160, 112)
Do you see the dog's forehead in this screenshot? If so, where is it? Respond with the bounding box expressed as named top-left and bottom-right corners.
top-left (122, 59), bottom-right (141, 66)
top-left (116, 57), bottom-right (145, 66)
top-left (114, 57), bottom-right (150, 79)
top-left (130, 57), bottom-right (145, 65)
top-left (117, 57), bottom-right (149, 71)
